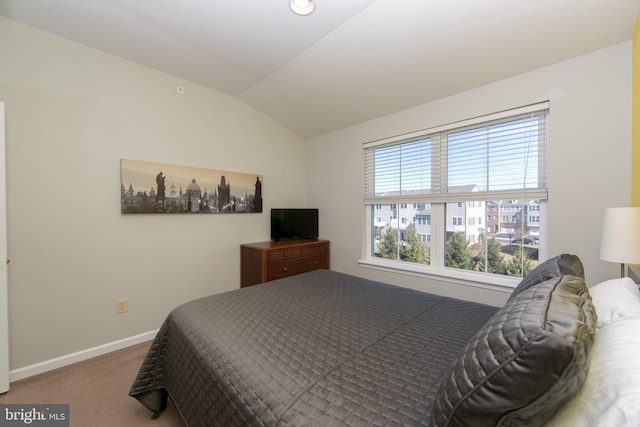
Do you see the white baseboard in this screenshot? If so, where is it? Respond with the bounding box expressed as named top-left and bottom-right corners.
top-left (9, 330), bottom-right (158, 382)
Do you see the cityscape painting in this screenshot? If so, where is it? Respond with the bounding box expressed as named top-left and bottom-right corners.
top-left (121, 159), bottom-right (263, 214)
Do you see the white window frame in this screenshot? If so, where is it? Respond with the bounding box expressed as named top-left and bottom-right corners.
top-left (361, 102), bottom-right (549, 290)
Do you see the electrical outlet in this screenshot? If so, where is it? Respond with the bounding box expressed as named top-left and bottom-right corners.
top-left (116, 298), bottom-right (128, 314)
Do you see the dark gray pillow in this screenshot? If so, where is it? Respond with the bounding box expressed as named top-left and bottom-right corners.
top-left (508, 254), bottom-right (584, 302)
top-left (430, 275), bottom-right (596, 427)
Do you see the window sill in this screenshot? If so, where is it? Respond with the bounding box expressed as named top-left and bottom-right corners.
top-left (358, 257), bottom-right (519, 295)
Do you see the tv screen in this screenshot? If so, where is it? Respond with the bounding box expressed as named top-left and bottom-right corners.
top-left (271, 208), bottom-right (319, 241)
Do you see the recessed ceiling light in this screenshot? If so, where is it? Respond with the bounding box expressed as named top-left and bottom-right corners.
top-left (290, 0), bottom-right (315, 16)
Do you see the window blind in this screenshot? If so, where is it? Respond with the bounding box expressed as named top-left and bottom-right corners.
top-left (364, 103), bottom-right (549, 204)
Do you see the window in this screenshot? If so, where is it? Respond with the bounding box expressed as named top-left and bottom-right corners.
top-left (416, 215), bottom-right (430, 226)
top-left (364, 103), bottom-right (548, 281)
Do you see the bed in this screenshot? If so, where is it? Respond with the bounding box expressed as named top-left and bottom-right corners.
top-left (130, 255), bottom-right (640, 426)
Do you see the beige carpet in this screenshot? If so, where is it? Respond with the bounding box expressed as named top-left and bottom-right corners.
top-left (0, 341), bottom-right (185, 427)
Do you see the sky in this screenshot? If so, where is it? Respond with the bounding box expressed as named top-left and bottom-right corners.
top-left (121, 159), bottom-right (262, 198)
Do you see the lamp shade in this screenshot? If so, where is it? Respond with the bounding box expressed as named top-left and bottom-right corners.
top-left (600, 207), bottom-right (640, 264)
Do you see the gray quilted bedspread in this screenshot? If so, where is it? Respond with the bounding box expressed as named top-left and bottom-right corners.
top-left (129, 270), bottom-right (497, 427)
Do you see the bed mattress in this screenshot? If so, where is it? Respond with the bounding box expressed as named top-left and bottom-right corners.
top-left (130, 269), bottom-right (498, 426)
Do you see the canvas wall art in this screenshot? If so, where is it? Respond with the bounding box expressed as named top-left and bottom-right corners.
top-left (121, 159), bottom-right (262, 214)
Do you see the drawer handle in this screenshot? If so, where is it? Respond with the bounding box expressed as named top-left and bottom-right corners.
top-left (313, 260), bottom-right (318, 265)
top-left (282, 267), bottom-right (288, 272)
top-left (283, 253), bottom-right (288, 258)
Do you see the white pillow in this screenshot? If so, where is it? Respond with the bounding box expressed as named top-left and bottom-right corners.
top-left (546, 316), bottom-right (640, 427)
top-left (588, 277), bottom-right (640, 328)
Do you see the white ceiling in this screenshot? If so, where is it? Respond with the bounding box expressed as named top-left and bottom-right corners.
top-left (1, 0), bottom-right (639, 138)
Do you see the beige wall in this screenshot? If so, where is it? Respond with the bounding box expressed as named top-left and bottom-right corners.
top-left (307, 42), bottom-right (633, 306)
top-left (0, 17), bottom-right (308, 371)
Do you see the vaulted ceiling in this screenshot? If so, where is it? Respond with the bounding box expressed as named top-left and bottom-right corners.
top-left (1, 0), bottom-right (638, 137)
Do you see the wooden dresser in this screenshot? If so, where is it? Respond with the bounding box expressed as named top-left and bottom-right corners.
top-left (240, 239), bottom-right (330, 287)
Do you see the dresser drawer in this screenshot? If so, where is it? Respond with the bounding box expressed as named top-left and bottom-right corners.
top-left (266, 247), bottom-right (302, 263)
top-left (266, 254), bottom-right (329, 281)
top-left (301, 253), bottom-right (329, 270)
top-left (300, 244), bottom-right (328, 257)
top-left (266, 260), bottom-right (307, 281)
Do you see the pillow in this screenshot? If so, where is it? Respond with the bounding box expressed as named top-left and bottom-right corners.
top-left (508, 254), bottom-right (584, 302)
top-left (545, 316), bottom-right (640, 427)
top-left (589, 277), bottom-right (640, 328)
top-left (430, 275), bottom-right (597, 427)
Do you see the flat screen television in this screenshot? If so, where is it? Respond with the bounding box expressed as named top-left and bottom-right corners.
top-left (270, 208), bottom-right (319, 241)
